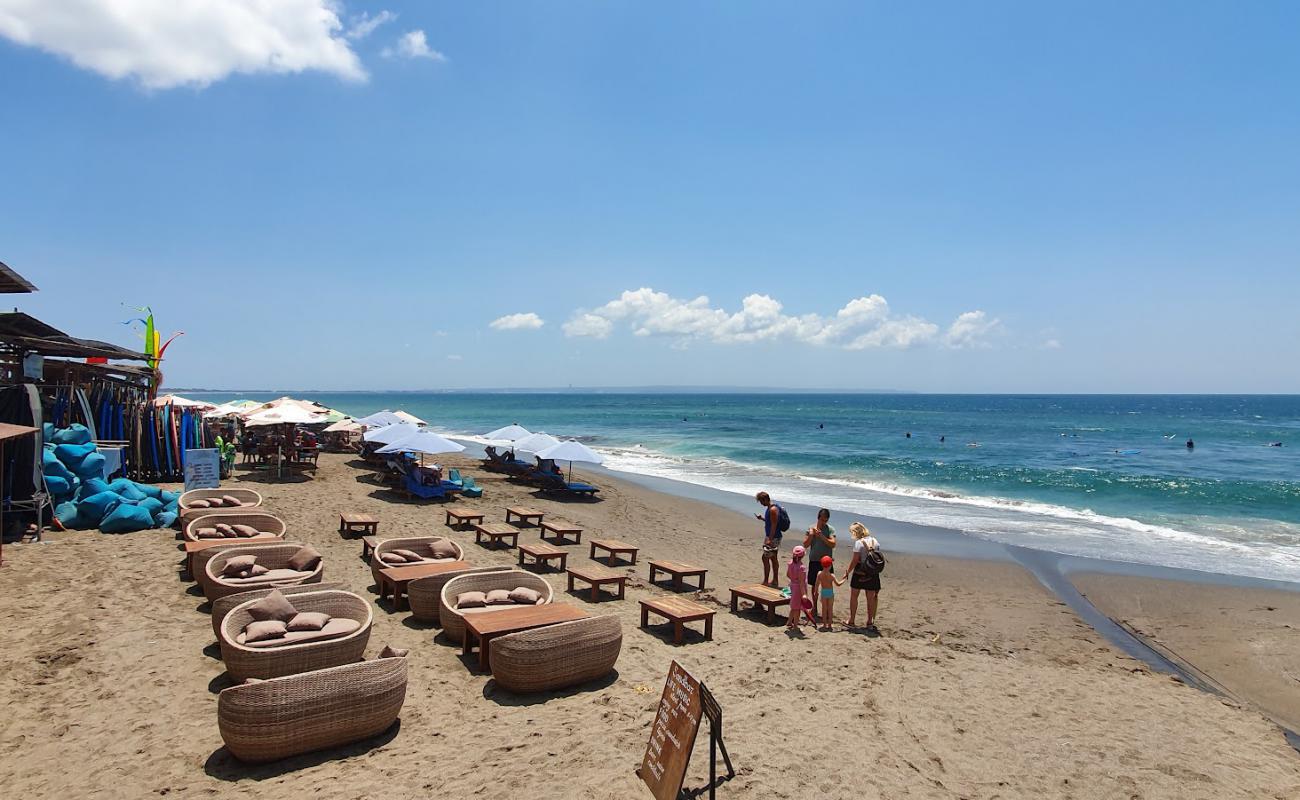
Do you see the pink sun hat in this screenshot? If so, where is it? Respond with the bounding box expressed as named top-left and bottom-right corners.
top-left (792, 545), bottom-right (806, 558)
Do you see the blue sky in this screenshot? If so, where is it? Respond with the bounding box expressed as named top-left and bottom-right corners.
top-left (2, 1), bottom-right (1298, 392)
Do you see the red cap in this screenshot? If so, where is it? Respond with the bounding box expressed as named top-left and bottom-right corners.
top-left (821, 556), bottom-right (832, 567)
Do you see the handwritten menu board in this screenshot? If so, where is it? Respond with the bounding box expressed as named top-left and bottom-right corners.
top-left (639, 661), bottom-right (703, 800)
top-left (183, 448), bottom-right (220, 491)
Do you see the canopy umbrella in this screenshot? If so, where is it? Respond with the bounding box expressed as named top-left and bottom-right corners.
top-left (244, 405), bottom-right (328, 426)
top-left (393, 410), bottom-right (427, 426)
top-left (362, 422), bottom-right (422, 444)
top-left (484, 424), bottom-right (531, 442)
top-left (153, 393), bottom-right (216, 410)
top-left (356, 410), bottom-right (406, 429)
top-left (323, 418), bottom-right (362, 433)
top-left (513, 431), bottom-right (560, 453)
top-left (204, 399), bottom-right (260, 419)
top-left (375, 429), bottom-right (465, 456)
top-left (535, 439), bottom-right (605, 481)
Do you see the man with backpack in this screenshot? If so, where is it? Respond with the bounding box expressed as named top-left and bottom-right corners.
top-left (754, 491), bottom-right (789, 588)
top-left (843, 521), bottom-right (884, 632)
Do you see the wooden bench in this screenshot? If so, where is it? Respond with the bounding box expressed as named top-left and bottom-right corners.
top-left (729, 583), bottom-right (790, 624)
top-left (517, 541), bottom-right (568, 572)
top-left (589, 538), bottom-right (639, 566)
top-left (539, 520), bottom-right (583, 544)
top-left (640, 597), bottom-right (715, 645)
top-left (566, 562), bottom-right (628, 602)
top-left (474, 521), bottom-right (521, 550)
top-left (338, 512), bottom-right (378, 537)
top-left (360, 535), bottom-right (379, 563)
top-left (378, 560), bottom-right (471, 610)
top-left (444, 506), bottom-right (485, 529)
top-left (648, 559), bottom-right (708, 592)
top-left (504, 506), bottom-right (545, 527)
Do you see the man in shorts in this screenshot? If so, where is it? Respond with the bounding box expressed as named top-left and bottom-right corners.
top-left (754, 491), bottom-right (782, 588)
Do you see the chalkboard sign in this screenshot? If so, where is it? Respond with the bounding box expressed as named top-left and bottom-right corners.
top-left (183, 448), bottom-right (220, 491)
top-left (639, 661), bottom-right (703, 800)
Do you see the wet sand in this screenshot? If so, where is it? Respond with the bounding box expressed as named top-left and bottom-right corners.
top-left (0, 452), bottom-right (1297, 798)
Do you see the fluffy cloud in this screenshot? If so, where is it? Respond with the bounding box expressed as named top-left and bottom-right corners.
top-left (346, 9), bottom-right (395, 40)
top-left (562, 288), bottom-right (998, 350)
top-left (0, 0), bottom-right (366, 89)
top-left (382, 29), bottom-right (445, 61)
top-left (489, 312), bottom-right (545, 331)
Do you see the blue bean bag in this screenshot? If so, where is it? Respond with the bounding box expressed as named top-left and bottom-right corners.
top-left (45, 475), bottom-right (75, 499)
top-left (54, 443), bottom-right (96, 469)
top-left (100, 502), bottom-right (155, 533)
top-left (139, 497), bottom-right (165, 520)
top-left (77, 478), bottom-right (112, 500)
top-left (54, 501), bottom-right (85, 530)
top-left (107, 478), bottom-right (146, 502)
top-left (76, 491), bottom-right (122, 523)
top-left (156, 510), bottom-right (178, 528)
top-left (159, 490), bottom-right (180, 505)
top-left (51, 424), bottom-right (92, 445)
top-left (135, 483), bottom-right (163, 500)
top-left (43, 449), bottom-right (74, 480)
top-left (72, 452), bottom-right (106, 480)
top-left (43, 422), bottom-right (55, 441)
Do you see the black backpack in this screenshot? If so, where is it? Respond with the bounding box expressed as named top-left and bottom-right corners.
top-left (856, 547), bottom-right (885, 577)
top-left (775, 504), bottom-right (791, 533)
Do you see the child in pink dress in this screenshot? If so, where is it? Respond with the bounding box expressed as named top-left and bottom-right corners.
top-left (786, 546), bottom-right (814, 629)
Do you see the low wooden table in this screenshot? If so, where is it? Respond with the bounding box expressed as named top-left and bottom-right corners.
top-left (517, 541), bottom-right (568, 572)
top-left (729, 583), bottom-right (791, 624)
top-left (566, 562), bottom-right (628, 602)
top-left (648, 559), bottom-right (708, 591)
top-left (589, 538), bottom-right (639, 566)
top-left (539, 520), bottom-right (583, 544)
top-left (378, 560), bottom-right (470, 610)
top-left (640, 597), bottom-right (715, 645)
top-left (463, 603), bottom-right (590, 671)
top-left (338, 512), bottom-right (379, 537)
top-left (361, 535), bottom-right (379, 563)
top-left (444, 506), bottom-right (485, 528)
top-left (474, 521), bottom-right (521, 550)
top-left (505, 506), bottom-right (545, 527)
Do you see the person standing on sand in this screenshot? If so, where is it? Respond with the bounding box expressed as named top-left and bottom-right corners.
top-left (786, 546), bottom-right (813, 629)
top-left (843, 522), bottom-right (881, 631)
top-left (803, 508), bottom-right (835, 611)
top-left (755, 491), bottom-right (783, 588)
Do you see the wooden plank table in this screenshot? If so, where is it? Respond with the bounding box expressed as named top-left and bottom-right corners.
top-left (640, 597), bottom-right (715, 645)
top-left (338, 512), bottom-right (379, 537)
top-left (444, 505), bottom-right (485, 528)
top-left (729, 583), bottom-right (790, 624)
top-left (566, 562), bottom-right (629, 602)
top-left (589, 538), bottom-right (639, 566)
top-left (361, 535), bottom-right (379, 563)
top-left (504, 506), bottom-right (545, 527)
top-left (378, 560), bottom-right (471, 610)
top-left (517, 540), bottom-right (568, 572)
top-left (648, 559), bottom-right (708, 591)
top-left (474, 521), bottom-right (521, 550)
top-left (463, 603), bottom-right (589, 671)
top-left (539, 520), bottom-right (583, 544)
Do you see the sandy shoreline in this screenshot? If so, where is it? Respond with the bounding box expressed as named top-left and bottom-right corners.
top-left (1, 452), bottom-right (1298, 798)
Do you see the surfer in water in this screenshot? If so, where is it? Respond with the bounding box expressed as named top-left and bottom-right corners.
top-left (1186, 439), bottom-right (1195, 449)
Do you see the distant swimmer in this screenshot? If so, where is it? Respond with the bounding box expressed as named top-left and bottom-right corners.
top-left (905, 432), bottom-right (911, 439)
top-left (939, 435), bottom-right (945, 443)
top-left (818, 423), bottom-right (824, 429)
top-left (1269, 441), bottom-right (1283, 447)
top-left (1186, 439), bottom-right (1195, 449)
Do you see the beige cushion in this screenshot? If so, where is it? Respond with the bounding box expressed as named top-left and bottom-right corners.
top-left (429, 539), bottom-right (458, 559)
top-left (286, 611), bottom-right (331, 632)
top-left (196, 527), bottom-right (221, 539)
top-left (457, 590), bottom-right (487, 609)
top-left (379, 645), bottom-right (409, 659)
top-left (287, 545), bottom-right (321, 572)
top-left (189, 499), bottom-right (211, 509)
top-left (509, 586), bottom-right (542, 605)
top-left (222, 494), bottom-right (244, 507)
top-left (222, 555), bottom-right (257, 577)
top-left (392, 548), bottom-right (423, 562)
top-left (380, 552), bottom-right (409, 565)
top-left (246, 589), bottom-right (297, 622)
top-left (231, 524), bottom-right (261, 538)
top-left (244, 620), bottom-right (287, 642)
top-left (236, 618), bottom-right (361, 648)
top-left (237, 564), bottom-right (270, 579)
top-left (485, 589), bottom-right (513, 605)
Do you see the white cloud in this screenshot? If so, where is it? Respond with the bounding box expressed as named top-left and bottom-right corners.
top-left (446, 354), bottom-right (463, 361)
top-left (381, 29), bottom-right (445, 61)
top-left (943, 310), bottom-right (1002, 349)
top-left (346, 9), bottom-right (395, 40)
top-left (562, 288), bottom-right (996, 351)
top-left (1042, 338), bottom-right (1062, 350)
top-left (0, 0), bottom-right (366, 89)
top-left (489, 312), bottom-right (545, 331)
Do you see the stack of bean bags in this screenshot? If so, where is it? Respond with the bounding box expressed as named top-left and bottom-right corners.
top-left (44, 424), bottom-right (180, 533)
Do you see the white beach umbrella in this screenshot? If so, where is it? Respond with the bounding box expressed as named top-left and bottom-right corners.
top-left (535, 439), bottom-right (604, 481)
top-left (393, 410), bottom-right (427, 426)
top-left (323, 418), bottom-right (362, 433)
top-left (484, 424), bottom-right (531, 442)
top-left (356, 410), bottom-right (406, 428)
top-left (363, 422), bottom-right (422, 444)
top-left (513, 431), bottom-right (560, 453)
top-left (244, 406), bottom-right (328, 426)
top-left (375, 429), bottom-right (465, 456)
top-left (154, 393), bottom-right (217, 410)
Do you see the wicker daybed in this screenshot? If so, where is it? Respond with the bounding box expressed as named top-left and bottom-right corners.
top-left (218, 650), bottom-right (408, 763)
top-left (369, 536), bottom-right (465, 585)
top-left (178, 488), bottom-right (263, 527)
top-left (210, 582), bottom-right (347, 637)
top-left (203, 543), bottom-right (324, 602)
top-left (192, 539), bottom-right (305, 591)
top-left (219, 589), bottom-right (372, 681)
top-left (490, 615), bottom-right (622, 694)
top-left (438, 569), bottom-right (553, 644)
top-left (407, 564), bottom-right (513, 623)
top-left (183, 512), bottom-right (286, 543)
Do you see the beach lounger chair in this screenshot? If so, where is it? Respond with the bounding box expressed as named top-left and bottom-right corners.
top-left (536, 473), bottom-right (601, 498)
top-left (400, 471), bottom-right (450, 501)
top-left (218, 589), bottom-right (372, 681)
top-left (489, 615), bottom-right (622, 694)
top-left (218, 649), bottom-right (407, 763)
top-left (460, 475), bottom-right (484, 498)
top-left (447, 468), bottom-right (463, 488)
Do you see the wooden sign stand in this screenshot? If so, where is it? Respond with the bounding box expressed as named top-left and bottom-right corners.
top-left (686, 682), bottom-right (736, 800)
top-left (638, 661), bottom-right (735, 800)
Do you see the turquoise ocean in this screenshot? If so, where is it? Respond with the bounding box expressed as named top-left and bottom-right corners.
top-left (195, 392), bottom-right (1300, 583)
